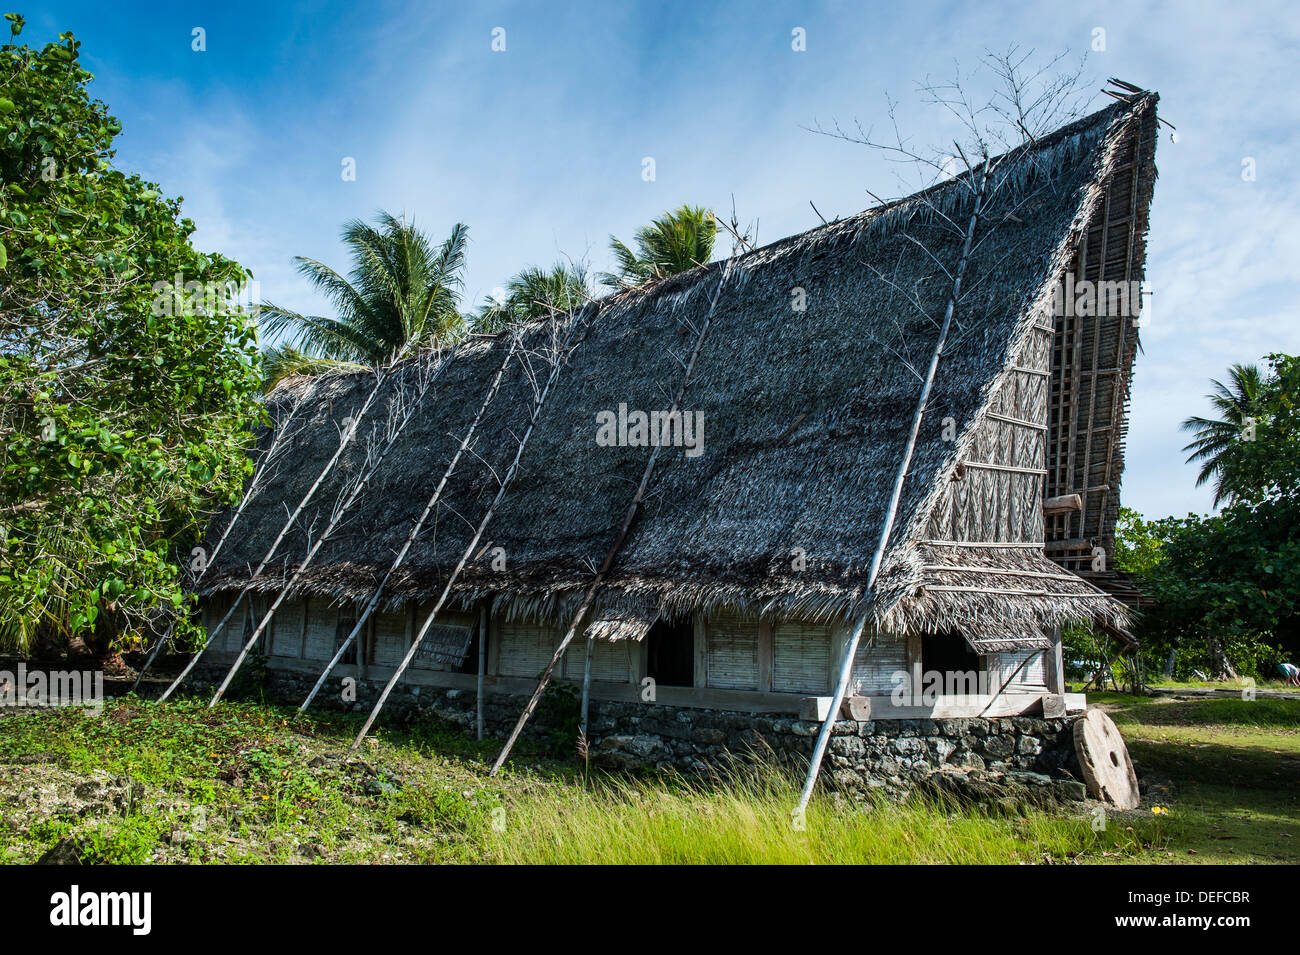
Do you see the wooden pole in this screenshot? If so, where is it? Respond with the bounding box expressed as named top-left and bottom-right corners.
top-left (298, 340), bottom-right (514, 712)
top-left (579, 632), bottom-right (596, 738)
top-left (159, 348), bottom-right (417, 702)
top-left (978, 649), bottom-right (1044, 716)
top-left (490, 259), bottom-right (736, 775)
top-left (210, 348), bottom-right (452, 704)
top-left (476, 602), bottom-right (488, 741)
top-left (794, 162), bottom-right (989, 818)
top-left (350, 320), bottom-right (583, 749)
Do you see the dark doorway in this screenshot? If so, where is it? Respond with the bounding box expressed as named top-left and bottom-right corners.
top-left (646, 618), bottom-right (694, 687)
top-left (921, 633), bottom-right (981, 677)
top-left (335, 617), bottom-right (359, 665)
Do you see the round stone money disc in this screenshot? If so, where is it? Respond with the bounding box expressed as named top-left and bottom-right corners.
top-left (1073, 708), bottom-right (1139, 809)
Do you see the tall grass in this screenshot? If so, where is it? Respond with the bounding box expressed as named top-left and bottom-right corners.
top-left (488, 765), bottom-right (1124, 865)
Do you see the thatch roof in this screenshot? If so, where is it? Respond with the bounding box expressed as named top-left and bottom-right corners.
top-left (205, 94), bottom-right (1158, 651)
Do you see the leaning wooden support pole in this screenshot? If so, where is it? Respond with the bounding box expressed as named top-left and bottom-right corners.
top-left (298, 342), bottom-right (513, 712)
top-left (132, 392), bottom-right (308, 692)
top-left (351, 325), bottom-right (580, 749)
top-left (159, 354), bottom-right (407, 702)
top-left (211, 349), bottom-right (454, 704)
top-left (978, 649), bottom-right (1044, 716)
top-left (490, 259), bottom-right (736, 775)
top-left (794, 165), bottom-right (988, 818)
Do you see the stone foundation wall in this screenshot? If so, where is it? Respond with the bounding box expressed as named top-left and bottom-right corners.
top-left (194, 663), bottom-right (1083, 797)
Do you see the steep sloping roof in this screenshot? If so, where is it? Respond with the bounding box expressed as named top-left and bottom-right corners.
top-left (204, 95), bottom-right (1157, 646)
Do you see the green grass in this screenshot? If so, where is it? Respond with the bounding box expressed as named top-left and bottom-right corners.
top-left (1144, 676), bottom-right (1297, 691)
top-left (1089, 692), bottom-right (1300, 863)
top-left (485, 770), bottom-right (1162, 864)
top-left (0, 691), bottom-right (1295, 864)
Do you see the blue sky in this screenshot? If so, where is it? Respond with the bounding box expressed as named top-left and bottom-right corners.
top-left (22, 0), bottom-right (1300, 520)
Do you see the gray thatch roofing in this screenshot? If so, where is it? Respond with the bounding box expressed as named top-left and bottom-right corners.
top-left (204, 94), bottom-right (1158, 649)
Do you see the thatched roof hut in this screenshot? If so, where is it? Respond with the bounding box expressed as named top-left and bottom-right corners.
top-left (203, 93), bottom-right (1157, 669)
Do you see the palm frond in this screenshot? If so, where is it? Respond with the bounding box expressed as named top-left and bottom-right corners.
top-left (261, 345), bottom-right (365, 392)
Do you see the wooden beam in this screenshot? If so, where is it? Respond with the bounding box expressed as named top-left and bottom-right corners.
top-left (920, 563), bottom-right (1086, 583)
top-left (352, 324), bottom-right (578, 749)
top-left (917, 539), bottom-right (1043, 548)
top-left (979, 650), bottom-right (1046, 716)
top-left (961, 461), bottom-right (1048, 476)
top-left (1044, 538), bottom-right (1093, 552)
top-left (922, 585), bottom-right (1111, 598)
top-left (1043, 493), bottom-right (1083, 516)
top-left (985, 411), bottom-right (1049, 431)
top-left (298, 341), bottom-right (516, 713)
top-left (162, 350), bottom-right (431, 702)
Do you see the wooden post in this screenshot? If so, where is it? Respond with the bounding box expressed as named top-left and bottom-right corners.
top-left (358, 615), bottom-right (371, 682)
top-left (692, 612), bottom-right (708, 688)
top-left (757, 619), bottom-right (774, 693)
top-left (1046, 628), bottom-right (1065, 694)
top-left (299, 597), bottom-right (310, 658)
top-left (579, 633), bottom-right (596, 739)
top-left (476, 603), bottom-right (488, 741)
top-left (905, 632), bottom-right (923, 679)
top-left (486, 610), bottom-right (501, 677)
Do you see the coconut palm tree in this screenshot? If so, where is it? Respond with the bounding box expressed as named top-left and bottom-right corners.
top-left (258, 213), bottom-right (469, 389)
top-left (1180, 362), bottom-right (1265, 506)
top-left (476, 263), bottom-right (591, 333)
top-left (599, 205), bottom-right (717, 291)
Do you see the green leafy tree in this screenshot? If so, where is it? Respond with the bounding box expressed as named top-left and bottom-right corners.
top-left (476, 262), bottom-right (590, 333)
top-left (1218, 353), bottom-right (1300, 503)
top-left (0, 17), bottom-right (264, 653)
top-left (1119, 505), bottom-right (1297, 679)
top-left (1118, 352), bottom-right (1300, 680)
top-left (1180, 362), bottom-right (1265, 506)
top-left (259, 213), bottom-right (469, 388)
top-left (1114, 505), bottom-right (1167, 580)
top-left (600, 204), bottom-right (716, 290)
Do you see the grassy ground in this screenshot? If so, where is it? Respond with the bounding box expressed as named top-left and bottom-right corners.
top-left (0, 690), bottom-right (1295, 864)
top-left (1092, 691), bottom-right (1300, 864)
top-left (1143, 676), bottom-right (1298, 692)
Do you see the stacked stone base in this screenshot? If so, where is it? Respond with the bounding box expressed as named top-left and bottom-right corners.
top-left (191, 664), bottom-right (1085, 802)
